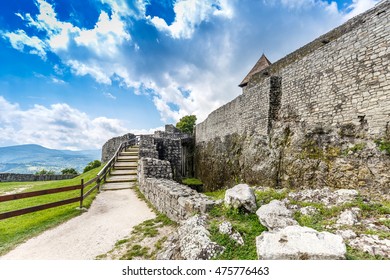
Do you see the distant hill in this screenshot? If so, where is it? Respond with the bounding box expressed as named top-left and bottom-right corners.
top-left (0, 144), bottom-right (101, 174)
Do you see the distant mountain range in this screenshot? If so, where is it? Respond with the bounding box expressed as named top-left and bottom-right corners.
top-left (0, 144), bottom-right (101, 174)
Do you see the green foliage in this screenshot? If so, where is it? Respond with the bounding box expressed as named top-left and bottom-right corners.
top-left (182, 178), bottom-right (203, 186)
top-left (83, 160), bottom-right (101, 173)
top-left (208, 205), bottom-right (267, 260)
top-left (176, 115), bottom-right (197, 134)
top-left (342, 143), bottom-right (366, 155)
top-left (374, 139), bottom-right (390, 154)
top-left (255, 189), bottom-right (288, 206)
top-left (61, 168), bottom-right (79, 175)
top-left (204, 189), bottom-right (226, 200)
top-left (35, 169), bottom-right (55, 175)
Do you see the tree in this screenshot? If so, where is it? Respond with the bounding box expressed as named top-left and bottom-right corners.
top-left (35, 169), bottom-right (55, 175)
top-left (176, 115), bottom-right (197, 134)
top-left (83, 160), bottom-right (101, 173)
top-left (61, 168), bottom-right (79, 175)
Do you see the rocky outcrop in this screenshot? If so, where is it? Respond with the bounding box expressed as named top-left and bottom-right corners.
top-left (224, 184), bottom-right (257, 213)
top-left (157, 215), bottom-right (224, 260)
top-left (256, 200), bottom-right (298, 230)
top-left (256, 225), bottom-right (346, 260)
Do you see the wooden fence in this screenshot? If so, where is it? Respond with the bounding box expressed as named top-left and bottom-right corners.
top-left (0, 139), bottom-right (136, 221)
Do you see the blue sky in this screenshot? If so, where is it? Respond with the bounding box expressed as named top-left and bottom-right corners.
top-left (0, 0), bottom-right (379, 150)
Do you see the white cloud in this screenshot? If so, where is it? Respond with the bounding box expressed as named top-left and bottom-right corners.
top-left (149, 0), bottom-right (234, 39)
top-left (75, 11), bottom-right (131, 57)
top-left (2, 30), bottom-right (47, 59)
top-left (343, 0), bottom-right (379, 19)
top-left (103, 92), bottom-right (116, 99)
top-left (0, 96), bottom-right (128, 150)
top-left (67, 60), bottom-right (112, 84)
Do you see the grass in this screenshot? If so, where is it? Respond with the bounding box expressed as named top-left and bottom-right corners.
top-left (205, 188), bottom-right (389, 260)
top-left (0, 166), bottom-right (102, 256)
top-left (375, 139), bottom-right (390, 154)
top-left (182, 178), bottom-right (203, 186)
top-left (208, 205), bottom-right (267, 260)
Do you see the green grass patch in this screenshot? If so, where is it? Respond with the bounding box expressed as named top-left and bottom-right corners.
top-left (346, 245), bottom-right (387, 260)
top-left (255, 189), bottom-right (289, 206)
top-left (204, 189), bottom-right (226, 200)
top-left (182, 178), bottom-right (203, 186)
top-left (0, 166), bottom-right (102, 256)
top-left (120, 244), bottom-right (151, 260)
top-left (375, 139), bottom-right (390, 154)
top-left (208, 205), bottom-right (267, 260)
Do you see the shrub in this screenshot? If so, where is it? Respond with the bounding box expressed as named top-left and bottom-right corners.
top-left (83, 160), bottom-right (101, 173)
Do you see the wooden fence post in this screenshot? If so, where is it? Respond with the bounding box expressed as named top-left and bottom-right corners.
top-left (80, 179), bottom-right (84, 209)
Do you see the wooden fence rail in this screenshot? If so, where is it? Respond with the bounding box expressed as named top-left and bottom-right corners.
top-left (0, 139), bottom-right (137, 221)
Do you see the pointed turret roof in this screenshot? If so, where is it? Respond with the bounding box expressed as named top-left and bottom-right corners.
top-left (239, 54), bottom-right (271, 87)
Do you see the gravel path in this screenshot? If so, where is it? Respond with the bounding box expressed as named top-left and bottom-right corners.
top-left (1, 189), bottom-right (155, 260)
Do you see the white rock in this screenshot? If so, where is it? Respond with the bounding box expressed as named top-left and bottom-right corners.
top-left (336, 208), bottom-right (361, 226)
top-left (256, 225), bottom-right (346, 260)
top-left (178, 215), bottom-right (224, 260)
top-left (224, 184), bottom-right (257, 213)
top-left (231, 232), bottom-right (244, 246)
top-left (349, 235), bottom-right (390, 258)
top-left (219, 221), bottom-right (233, 235)
top-left (335, 229), bottom-right (357, 240)
top-left (335, 189), bottom-right (359, 204)
top-left (299, 206), bottom-right (318, 216)
top-left (256, 200), bottom-right (298, 230)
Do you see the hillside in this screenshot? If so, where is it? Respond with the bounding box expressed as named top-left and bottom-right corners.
top-left (0, 144), bottom-right (101, 174)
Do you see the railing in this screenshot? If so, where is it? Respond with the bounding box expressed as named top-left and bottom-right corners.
top-left (0, 139), bottom-right (137, 221)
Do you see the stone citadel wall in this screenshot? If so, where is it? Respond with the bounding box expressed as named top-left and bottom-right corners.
top-left (195, 1), bottom-right (390, 192)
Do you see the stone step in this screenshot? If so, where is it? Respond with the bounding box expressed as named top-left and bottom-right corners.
top-left (105, 175), bottom-right (137, 183)
top-left (113, 166), bottom-right (138, 170)
top-left (114, 162), bottom-right (137, 167)
top-left (101, 182), bottom-right (135, 191)
top-left (117, 156), bottom-right (138, 161)
top-left (120, 151), bottom-right (138, 156)
top-left (110, 169), bottom-right (137, 175)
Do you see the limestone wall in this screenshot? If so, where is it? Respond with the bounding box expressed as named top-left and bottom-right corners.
top-left (101, 133), bottom-right (136, 162)
top-left (137, 149), bottom-right (215, 222)
top-left (0, 173), bottom-right (76, 182)
top-left (195, 1), bottom-right (390, 192)
top-left (138, 177), bottom-right (215, 222)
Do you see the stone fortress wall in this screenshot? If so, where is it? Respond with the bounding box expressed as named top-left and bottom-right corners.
top-left (137, 126), bottom-right (215, 222)
top-left (196, 1), bottom-right (390, 192)
top-left (0, 173), bottom-right (76, 182)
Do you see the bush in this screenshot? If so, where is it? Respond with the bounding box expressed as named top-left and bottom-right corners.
top-left (83, 160), bottom-right (101, 173)
top-left (61, 168), bottom-right (79, 175)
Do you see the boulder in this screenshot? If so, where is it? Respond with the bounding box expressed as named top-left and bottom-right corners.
top-left (178, 215), bottom-right (224, 260)
top-left (157, 215), bottom-right (224, 260)
top-left (224, 184), bottom-right (257, 213)
top-left (336, 208), bottom-right (361, 226)
top-left (256, 225), bottom-right (346, 260)
top-left (256, 200), bottom-right (298, 230)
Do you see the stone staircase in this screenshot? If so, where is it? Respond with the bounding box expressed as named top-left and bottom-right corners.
top-left (101, 146), bottom-right (139, 191)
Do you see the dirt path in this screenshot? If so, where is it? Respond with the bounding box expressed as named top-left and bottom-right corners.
top-left (1, 189), bottom-right (155, 260)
